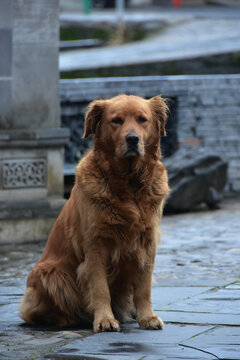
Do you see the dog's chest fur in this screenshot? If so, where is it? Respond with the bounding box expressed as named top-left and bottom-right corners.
top-left (77, 153), bottom-right (168, 263)
top-left (84, 174), bottom-right (160, 255)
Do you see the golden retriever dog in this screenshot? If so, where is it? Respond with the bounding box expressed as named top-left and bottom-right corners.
top-left (20, 94), bottom-right (169, 332)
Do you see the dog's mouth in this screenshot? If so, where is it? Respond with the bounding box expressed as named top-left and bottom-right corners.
top-left (122, 132), bottom-right (144, 158)
top-left (123, 146), bottom-right (141, 158)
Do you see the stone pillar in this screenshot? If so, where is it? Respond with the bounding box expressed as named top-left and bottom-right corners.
top-left (0, 0), bottom-right (69, 243)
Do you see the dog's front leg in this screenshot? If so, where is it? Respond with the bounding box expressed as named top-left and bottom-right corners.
top-left (134, 262), bottom-right (164, 330)
top-left (77, 252), bottom-right (120, 333)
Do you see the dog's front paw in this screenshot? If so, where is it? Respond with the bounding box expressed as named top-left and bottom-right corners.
top-left (139, 315), bottom-right (164, 330)
top-left (94, 316), bottom-right (120, 333)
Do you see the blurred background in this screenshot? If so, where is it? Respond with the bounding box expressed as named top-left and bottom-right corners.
top-left (59, 0), bottom-right (240, 212)
top-left (0, 0), bottom-right (240, 244)
top-left (59, 0), bottom-right (240, 78)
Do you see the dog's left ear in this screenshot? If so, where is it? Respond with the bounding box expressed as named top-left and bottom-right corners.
top-left (83, 99), bottom-right (106, 138)
top-left (149, 95), bottom-right (168, 137)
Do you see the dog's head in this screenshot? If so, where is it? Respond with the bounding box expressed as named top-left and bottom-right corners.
top-left (83, 94), bottom-right (168, 160)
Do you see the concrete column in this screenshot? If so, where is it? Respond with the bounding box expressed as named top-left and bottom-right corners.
top-left (0, 0), bottom-right (69, 243)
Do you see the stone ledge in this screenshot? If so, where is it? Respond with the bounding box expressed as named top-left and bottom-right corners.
top-left (0, 128), bottom-right (70, 148)
top-left (60, 75), bottom-right (240, 102)
top-left (0, 197), bottom-right (65, 244)
top-left (0, 217), bottom-right (56, 244)
top-left (0, 197), bottom-right (65, 221)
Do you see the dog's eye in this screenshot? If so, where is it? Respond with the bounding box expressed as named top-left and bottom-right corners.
top-left (112, 117), bottom-right (123, 125)
top-left (138, 116), bottom-right (147, 124)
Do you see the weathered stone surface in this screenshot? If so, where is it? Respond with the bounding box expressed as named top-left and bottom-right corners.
top-left (12, 44), bottom-right (59, 129)
top-left (0, 199), bottom-right (240, 359)
top-left (0, 29), bottom-right (12, 77)
top-left (0, 130), bottom-right (69, 203)
top-left (0, 80), bottom-right (12, 125)
top-left (13, 0), bottom-right (59, 45)
top-left (163, 146), bottom-right (228, 212)
top-left (0, 0), bottom-right (12, 29)
top-left (0, 0), bottom-right (60, 129)
top-left (44, 323), bottom-right (214, 360)
top-left (0, 0), bottom-right (69, 244)
top-left (0, 197), bottom-right (65, 244)
top-left (60, 75), bottom-right (240, 193)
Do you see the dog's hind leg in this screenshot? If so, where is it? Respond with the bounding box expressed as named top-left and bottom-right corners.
top-left (20, 279), bottom-right (70, 326)
top-left (20, 264), bottom-right (87, 326)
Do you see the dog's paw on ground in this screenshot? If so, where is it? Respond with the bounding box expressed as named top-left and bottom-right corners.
top-left (94, 316), bottom-right (120, 333)
top-left (139, 315), bottom-right (164, 330)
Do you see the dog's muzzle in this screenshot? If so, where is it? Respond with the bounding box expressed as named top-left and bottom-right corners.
top-left (124, 132), bottom-right (141, 157)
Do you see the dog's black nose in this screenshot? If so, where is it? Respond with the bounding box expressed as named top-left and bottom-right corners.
top-left (126, 132), bottom-right (139, 146)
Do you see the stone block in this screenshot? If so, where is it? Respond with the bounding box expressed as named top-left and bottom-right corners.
top-left (13, 0), bottom-right (58, 45)
top-left (0, 127), bottom-right (69, 243)
top-left (0, 0), bottom-right (12, 29)
top-left (12, 44), bottom-right (59, 129)
top-left (163, 146), bottom-right (228, 212)
top-left (0, 215), bottom-right (58, 244)
top-left (0, 29), bottom-right (12, 76)
top-left (0, 128), bottom-right (69, 201)
top-left (0, 80), bottom-right (12, 127)
top-left (0, 148), bottom-right (47, 202)
top-left (45, 323), bottom-right (215, 360)
top-left (200, 96), bottom-right (216, 106)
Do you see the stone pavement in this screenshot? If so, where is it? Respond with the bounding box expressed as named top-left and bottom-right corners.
top-left (0, 199), bottom-right (240, 359)
top-left (59, 6), bottom-right (240, 72)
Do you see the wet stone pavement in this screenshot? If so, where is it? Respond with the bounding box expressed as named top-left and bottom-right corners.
top-left (0, 199), bottom-right (239, 360)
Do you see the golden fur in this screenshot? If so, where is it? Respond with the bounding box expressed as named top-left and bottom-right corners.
top-left (20, 94), bottom-right (170, 332)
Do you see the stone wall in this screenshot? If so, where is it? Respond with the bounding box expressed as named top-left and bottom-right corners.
top-left (60, 75), bottom-right (240, 193)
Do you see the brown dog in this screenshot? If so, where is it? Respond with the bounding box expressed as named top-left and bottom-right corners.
top-left (20, 94), bottom-right (169, 332)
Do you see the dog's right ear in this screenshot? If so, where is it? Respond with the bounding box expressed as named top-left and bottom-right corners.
top-left (83, 99), bottom-right (106, 138)
top-left (149, 95), bottom-right (169, 137)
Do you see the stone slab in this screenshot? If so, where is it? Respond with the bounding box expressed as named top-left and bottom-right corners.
top-left (0, 80), bottom-right (12, 128)
top-left (151, 286), bottom-right (212, 308)
top-left (0, 217), bottom-right (55, 244)
top-left (0, 196), bottom-right (65, 244)
top-left (12, 44), bottom-right (59, 129)
top-left (0, 321), bottom-right (91, 360)
top-left (156, 310), bottom-right (240, 326)
top-left (0, 0), bottom-right (12, 29)
top-left (0, 128), bottom-right (70, 147)
top-left (182, 326), bottom-right (240, 360)
top-left (152, 283), bottom-right (240, 315)
top-left (13, 0), bottom-right (59, 44)
top-left (0, 29), bottom-right (12, 77)
top-left (0, 199), bottom-right (240, 359)
top-left (0, 303), bottom-right (21, 323)
top-left (44, 322), bottom-right (240, 360)
top-left (44, 323), bottom-right (214, 360)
